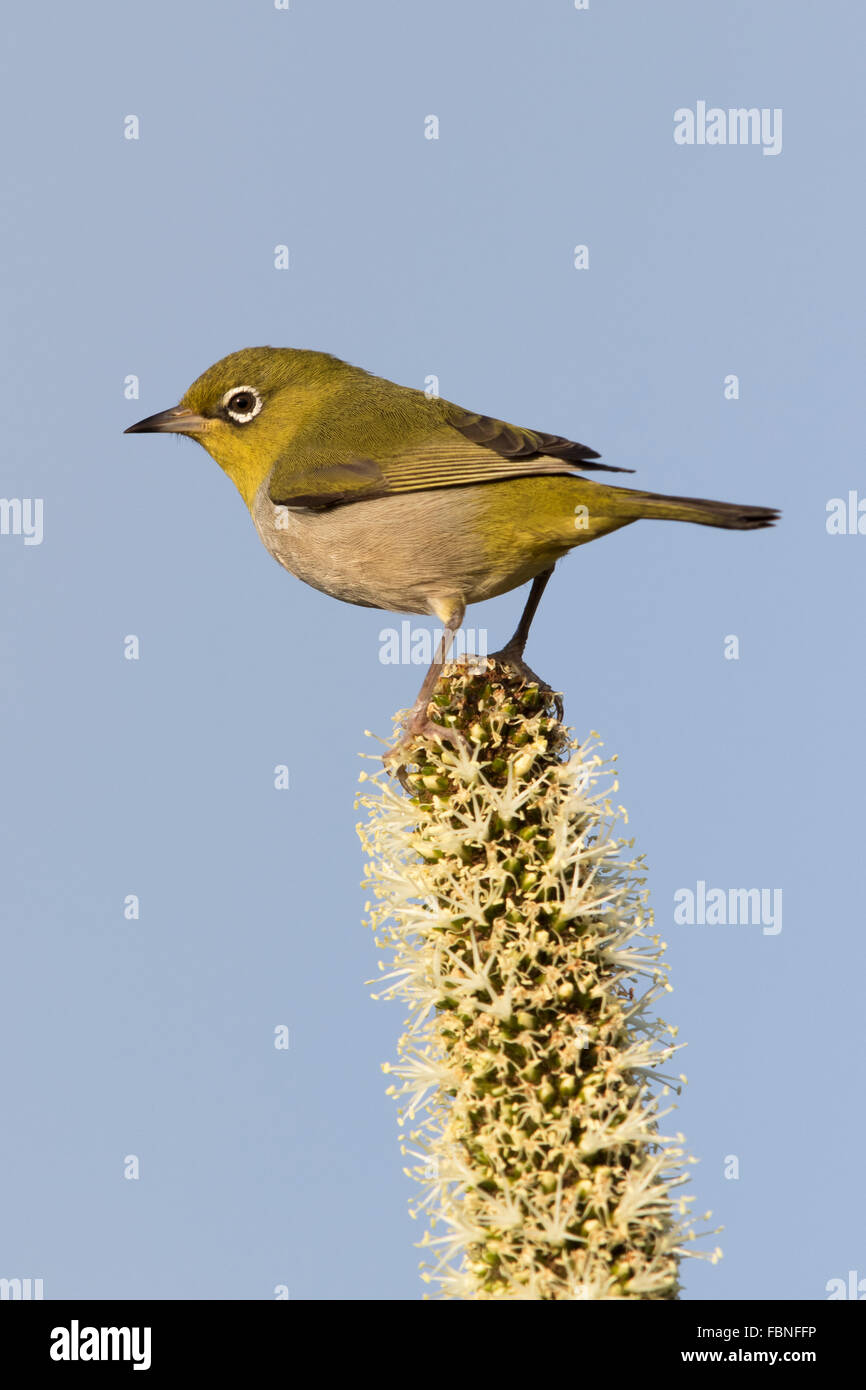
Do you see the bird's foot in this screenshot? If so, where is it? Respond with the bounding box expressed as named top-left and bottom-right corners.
top-left (383, 705), bottom-right (469, 791)
top-left (485, 645), bottom-right (564, 723)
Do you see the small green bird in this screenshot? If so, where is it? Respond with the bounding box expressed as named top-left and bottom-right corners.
top-left (126, 347), bottom-right (778, 744)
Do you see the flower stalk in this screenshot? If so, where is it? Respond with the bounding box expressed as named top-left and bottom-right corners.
top-left (357, 658), bottom-right (719, 1299)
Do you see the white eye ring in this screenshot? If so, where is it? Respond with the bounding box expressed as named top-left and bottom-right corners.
top-left (221, 385), bottom-right (263, 424)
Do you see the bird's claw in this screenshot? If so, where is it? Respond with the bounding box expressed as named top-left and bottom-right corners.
top-left (486, 647), bottom-right (564, 722)
top-left (383, 709), bottom-right (469, 791)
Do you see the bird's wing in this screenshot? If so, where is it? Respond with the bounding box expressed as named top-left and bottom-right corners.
top-left (268, 403), bottom-right (631, 511)
top-left (441, 405), bottom-right (622, 470)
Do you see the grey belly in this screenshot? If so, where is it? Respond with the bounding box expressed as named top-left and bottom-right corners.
top-left (251, 483), bottom-right (550, 616)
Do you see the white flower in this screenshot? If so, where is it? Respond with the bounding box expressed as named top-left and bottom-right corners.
top-left (357, 659), bottom-right (718, 1300)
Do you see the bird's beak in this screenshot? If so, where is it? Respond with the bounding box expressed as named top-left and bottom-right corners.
top-left (124, 405), bottom-right (209, 435)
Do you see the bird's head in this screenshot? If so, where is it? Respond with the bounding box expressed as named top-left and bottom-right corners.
top-left (125, 346), bottom-right (350, 506)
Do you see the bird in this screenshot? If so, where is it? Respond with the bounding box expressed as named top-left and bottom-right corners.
top-left (125, 346), bottom-right (779, 750)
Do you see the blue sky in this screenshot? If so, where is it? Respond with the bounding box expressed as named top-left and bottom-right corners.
top-left (1, 0), bottom-right (862, 1300)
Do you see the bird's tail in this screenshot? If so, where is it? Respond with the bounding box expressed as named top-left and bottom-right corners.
top-left (623, 488), bottom-right (780, 530)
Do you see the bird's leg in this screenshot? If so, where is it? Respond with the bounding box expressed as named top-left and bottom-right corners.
top-left (384, 598), bottom-right (468, 781)
top-left (403, 601), bottom-right (466, 740)
top-left (497, 566), bottom-right (554, 658)
top-left (487, 566), bottom-right (563, 720)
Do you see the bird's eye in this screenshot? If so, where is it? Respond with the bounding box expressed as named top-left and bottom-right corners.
top-left (221, 385), bottom-right (263, 424)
